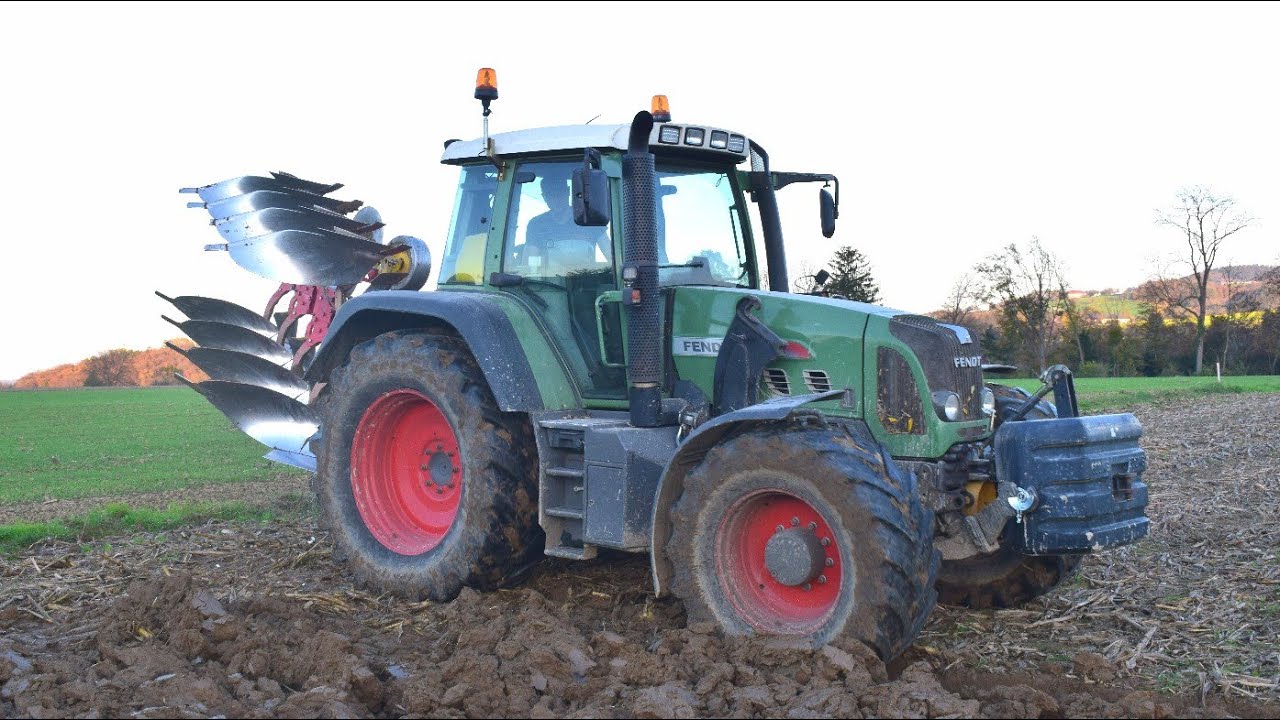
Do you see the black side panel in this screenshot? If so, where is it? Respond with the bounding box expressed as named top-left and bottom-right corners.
top-left (305, 290), bottom-right (544, 411)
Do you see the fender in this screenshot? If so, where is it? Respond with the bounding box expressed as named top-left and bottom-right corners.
top-left (305, 290), bottom-right (550, 411)
top-left (648, 388), bottom-right (846, 596)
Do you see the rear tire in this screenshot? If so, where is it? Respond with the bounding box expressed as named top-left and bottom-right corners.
top-left (313, 330), bottom-right (542, 600)
top-left (666, 425), bottom-right (938, 660)
top-left (935, 382), bottom-right (1082, 609)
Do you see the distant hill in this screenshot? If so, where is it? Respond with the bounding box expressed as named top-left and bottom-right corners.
top-left (953, 264), bottom-right (1277, 322)
top-left (14, 340), bottom-right (208, 389)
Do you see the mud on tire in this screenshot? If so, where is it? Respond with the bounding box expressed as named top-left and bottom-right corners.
top-left (666, 424), bottom-right (939, 660)
top-left (936, 382), bottom-right (1082, 609)
top-left (313, 330), bottom-right (542, 601)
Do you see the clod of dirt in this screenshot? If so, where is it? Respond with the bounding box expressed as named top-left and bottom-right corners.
top-left (1074, 651), bottom-right (1118, 682)
top-left (860, 662), bottom-right (981, 718)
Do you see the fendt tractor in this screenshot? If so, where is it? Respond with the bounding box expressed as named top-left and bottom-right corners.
top-left (161, 69), bottom-right (1148, 659)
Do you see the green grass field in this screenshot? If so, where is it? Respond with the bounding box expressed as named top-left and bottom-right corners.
top-left (999, 374), bottom-right (1280, 413)
top-left (0, 502), bottom-right (276, 554)
top-left (0, 387), bottom-right (302, 505)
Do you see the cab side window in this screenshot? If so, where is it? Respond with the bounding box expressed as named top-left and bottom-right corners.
top-left (503, 161), bottom-right (614, 281)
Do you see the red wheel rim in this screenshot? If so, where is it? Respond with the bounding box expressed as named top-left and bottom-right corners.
top-left (715, 490), bottom-right (844, 634)
top-left (351, 389), bottom-right (462, 555)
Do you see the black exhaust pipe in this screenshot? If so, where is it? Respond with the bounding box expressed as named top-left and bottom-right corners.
top-left (622, 111), bottom-right (662, 427)
top-left (748, 141), bottom-right (788, 293)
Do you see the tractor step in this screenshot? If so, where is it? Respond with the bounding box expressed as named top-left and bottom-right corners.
top-left (543, 545), bottom-right (598, 561)
top-left (535, 415), bottom-right (629, 561)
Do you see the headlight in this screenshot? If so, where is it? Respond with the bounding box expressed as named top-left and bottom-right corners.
top-left (981, 387), bottom-right (996, 416)
top-left (932, 391), bottom-right (962, 421)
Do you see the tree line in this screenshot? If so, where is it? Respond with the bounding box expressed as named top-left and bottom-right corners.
top-left (11, 341), bottom-right (205, 389)
top-left (799, 186), bottom-right (1279, 377)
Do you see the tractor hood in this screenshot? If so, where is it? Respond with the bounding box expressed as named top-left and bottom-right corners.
top-left (669, 286), bottom-right (990, 459)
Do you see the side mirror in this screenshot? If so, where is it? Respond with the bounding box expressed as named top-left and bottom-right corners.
top-left (572, 149), bottom-right (611, 226)
top-left (814, 269), bottom-right (830, 288)
top-left (819, 188), bottom-right (837, 238)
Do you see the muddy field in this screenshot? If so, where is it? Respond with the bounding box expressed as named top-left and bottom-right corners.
top-left (2, 394), bottom-right (1278, 718)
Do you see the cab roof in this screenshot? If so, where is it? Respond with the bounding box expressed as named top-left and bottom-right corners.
top-left (440, 122), bottom-right (751, 165)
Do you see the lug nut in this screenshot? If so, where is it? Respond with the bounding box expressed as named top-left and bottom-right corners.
top-left (818, 575), bottom-right (827, 584)
top-left (808, 521), bottom-right (818, 530)
top-left (825, 558), bottom-right (834, 567)
top-left (820, 537), bottom-right (831, 547)
top-left (776, 524), bottom-right (785, 533)
top-left (803, 583), bottom-right (812, 591)
top-left (791, 517), bottom-right (800, 526)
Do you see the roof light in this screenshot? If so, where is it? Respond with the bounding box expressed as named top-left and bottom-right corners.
top-left (475, 67), bottom-right (498, 101)
top-left (684, 127), bottom-right (705, 146)
top-left (727, 134), bottom-right (746, 153)
top-left (651, 95), bottom-right (671, 123)
top-left (658, 125), bottom-right (681, 144)
top-left (709, 130), bottom-right (728, 150)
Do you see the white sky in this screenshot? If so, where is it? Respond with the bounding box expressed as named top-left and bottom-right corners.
top-left (1, 1), bottom-right (1277, 382)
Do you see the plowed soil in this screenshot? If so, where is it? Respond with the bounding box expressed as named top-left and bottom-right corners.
top-left (2, 394), bottom-right (1277, 719)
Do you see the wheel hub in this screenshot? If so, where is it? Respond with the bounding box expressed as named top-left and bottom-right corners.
top-left (764, 528), bottom-right (826, 587)
top-left (715, 490), bottom-right (843, 633)
top-left (423, 445), bottom-right (456, 491)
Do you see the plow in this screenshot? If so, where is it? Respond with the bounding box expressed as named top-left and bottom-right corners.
top-left (159, 69), bottom-right (1149, 658)
top-left (160, 172), bottom-right (432, 472)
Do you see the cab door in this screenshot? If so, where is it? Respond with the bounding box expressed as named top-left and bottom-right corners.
top-left (497, 158), bottom-right (627, 400)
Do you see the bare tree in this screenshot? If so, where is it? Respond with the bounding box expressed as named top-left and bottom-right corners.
top-left (1057, 279), bottom-right (1089, 368)
top-left (1218, 263), bottom-right (1261, 373)
top-left (791, 262), bottom-right (822, 295)
top-left (936, 275), bottom-right (983, 326)
top-left (1154, 187), bottom-right (1252, 374)
top-left (976, 237), bottom-right (1068, 373)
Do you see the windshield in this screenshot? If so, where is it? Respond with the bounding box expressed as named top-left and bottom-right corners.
top-left (656, 167), bottom-right (752, 287)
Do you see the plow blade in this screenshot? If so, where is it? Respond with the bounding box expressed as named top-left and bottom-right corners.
top-left (222, 228), bottom-right (399, 286)
top-left (178, 377), bottom-right (318, 459)
top-left (156, 292), bottom-right (276, 336)
top-left (263, 449), bottom-right (317, 473)
top-left (214, 206), bottom-right (384, 244)
top-left (163, 316), bottom-right (293, 364)
top-left (180, 172), bottom-right (342, 204)
top-left (193, 190), bottom-right (362, 222)
top-left (170, 344), bottom-right (309, 401)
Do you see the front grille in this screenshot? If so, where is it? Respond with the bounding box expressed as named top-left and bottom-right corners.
top-left (762, 367), bottom-right (791, 396)
top-left (803, 369), bottom-right (832, 393)
top-left (877, 347), bottom-right (925, 434)
top-left (888, 315), bottom-right (983, 420)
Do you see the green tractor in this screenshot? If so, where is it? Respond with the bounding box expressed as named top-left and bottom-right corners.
top-left (165, 70), bottom-right (1148, 659)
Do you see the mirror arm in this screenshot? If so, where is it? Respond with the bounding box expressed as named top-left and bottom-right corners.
top-left (760, 172), bottom-right (840, 216)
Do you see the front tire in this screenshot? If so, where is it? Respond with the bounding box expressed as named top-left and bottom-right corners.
top-left (666, 425), bottom-right (938, 660)
top-left (313, 330), bottom-right (542, 601)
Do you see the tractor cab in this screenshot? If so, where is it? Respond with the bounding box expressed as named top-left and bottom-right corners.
top-left (434, 115), bottom-right (772, 401)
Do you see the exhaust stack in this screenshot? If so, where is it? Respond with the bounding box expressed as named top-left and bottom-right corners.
top-left (622, 111), bottom-right (662, 427)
